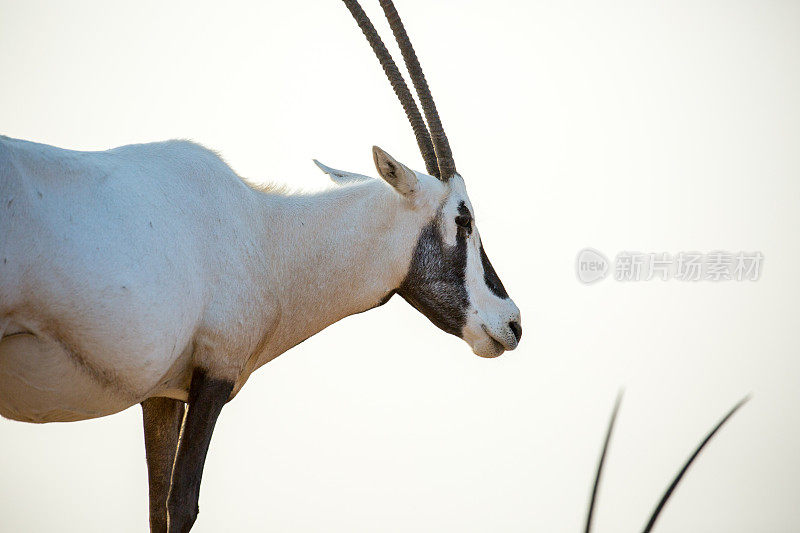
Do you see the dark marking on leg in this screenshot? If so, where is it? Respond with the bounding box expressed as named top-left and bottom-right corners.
top-left (142, 397), bottom-right (186, 533)
top-left (167, 369), bottom-right (234, 533)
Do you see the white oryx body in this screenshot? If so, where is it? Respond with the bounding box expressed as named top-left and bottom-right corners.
top-left (1, 2), bottom-right (523, 530)
top-left (0, 2), bottom-right (748, 531)
top-left (0, 135), bottom-right (518, 424)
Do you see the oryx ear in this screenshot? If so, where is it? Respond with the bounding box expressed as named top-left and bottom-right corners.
top-left (372, 146), bottom-right (418, 197)
top-left (313, 159), bottom-right (372, 184)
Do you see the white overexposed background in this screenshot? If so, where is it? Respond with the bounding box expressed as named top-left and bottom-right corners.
top-left (1, 1), bottom-right (799, 532)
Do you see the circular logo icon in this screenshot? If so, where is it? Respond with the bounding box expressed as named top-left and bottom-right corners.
top-left (576, 248), bottom-right (609, 284)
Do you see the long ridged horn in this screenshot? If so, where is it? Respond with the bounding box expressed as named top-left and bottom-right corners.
top-left (584, 394), bottom-right (749, 533)
top-left (641, 396), bottom-right (749, 533)
top-left (341, 0), bottom-right (440, 178)
top-left (585, 391), bottom-right (623, 533)
top-left (379, 0), bottom-right (457, 180)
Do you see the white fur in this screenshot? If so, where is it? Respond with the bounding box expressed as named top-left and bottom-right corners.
top-left (313, 159), bottom-right (372, 184)
top-left (435, 176), bottom-right (521, 357)
top-left (0, 135), bottom-right (515, 423)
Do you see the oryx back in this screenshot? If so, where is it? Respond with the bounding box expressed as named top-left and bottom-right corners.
top-left (0, 136), bottom-right (254, 422)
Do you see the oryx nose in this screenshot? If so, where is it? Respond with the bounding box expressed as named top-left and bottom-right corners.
top-left (508, 320), bottom-right (522, 343)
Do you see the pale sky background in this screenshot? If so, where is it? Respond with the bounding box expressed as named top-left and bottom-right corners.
top-left (1, 1), bottom-right (799, 532)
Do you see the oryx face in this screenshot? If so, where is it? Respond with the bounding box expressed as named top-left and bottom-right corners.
top-left (371, 148), bottom-right (522, 358)
top-left (398, 175), bottom-right (521, 358)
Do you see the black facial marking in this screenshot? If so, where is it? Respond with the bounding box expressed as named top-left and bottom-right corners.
top-left (398, 214), bottom-right (469, 337)
top-left (456, 201), bottom-right (473, 235)
top-left (480, 244), bottom-right (509, 299)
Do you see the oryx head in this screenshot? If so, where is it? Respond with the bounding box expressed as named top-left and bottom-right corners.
top-left (338, 0), bottom-right (522, 357)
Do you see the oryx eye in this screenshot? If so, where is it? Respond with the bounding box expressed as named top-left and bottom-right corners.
top-left (455, 214), bottom-right (472, 229)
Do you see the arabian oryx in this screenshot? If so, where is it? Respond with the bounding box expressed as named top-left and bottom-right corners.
top-left (0, 1), bottom-right (521, 531)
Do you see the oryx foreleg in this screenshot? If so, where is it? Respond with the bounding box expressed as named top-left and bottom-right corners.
top-left (142, 397), bottom-right (185, 533)
top-left (166, 368), bottom-right (233, 533)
